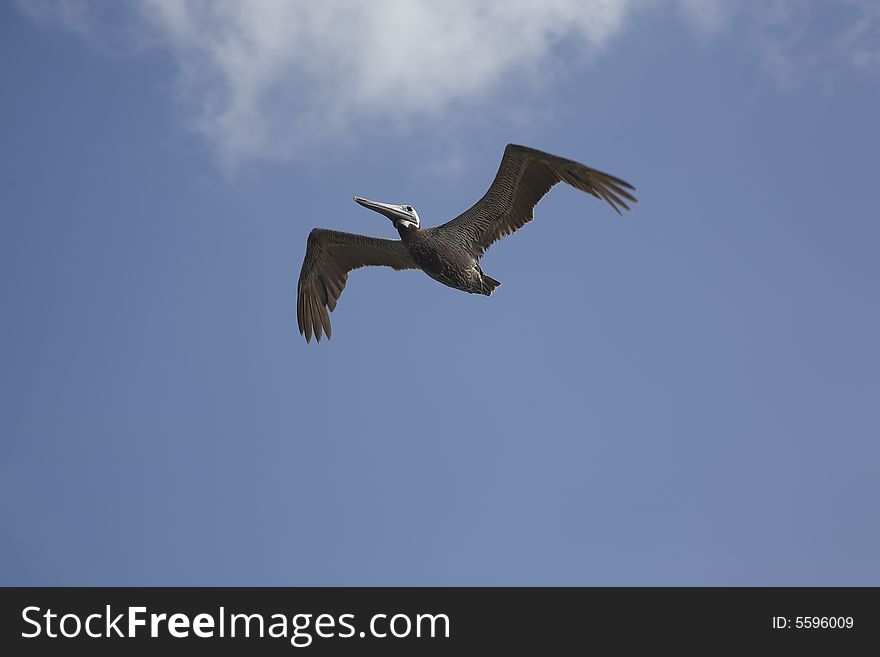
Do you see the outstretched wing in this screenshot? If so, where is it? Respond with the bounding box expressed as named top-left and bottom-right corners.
top-left (297, 228), bottom-right (417, 342)
top-left (435, 144), bottom-right (637, 257)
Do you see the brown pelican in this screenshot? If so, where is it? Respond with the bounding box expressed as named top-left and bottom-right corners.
top-left (297, 143), bottom-right (636, 342)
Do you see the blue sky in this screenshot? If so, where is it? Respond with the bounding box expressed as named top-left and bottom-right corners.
top-left (2, 1), bottom-right (878, 585)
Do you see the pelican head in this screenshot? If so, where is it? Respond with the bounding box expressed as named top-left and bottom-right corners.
top-left (354, 197), bottom-right (420, 230)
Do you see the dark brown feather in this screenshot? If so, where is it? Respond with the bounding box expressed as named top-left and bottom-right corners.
top-left (434, 144), bottom-right (637, 257)
top-left (296, 229), bottom-right (417, 342)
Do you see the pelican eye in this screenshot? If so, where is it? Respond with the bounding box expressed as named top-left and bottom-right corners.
top-left (404, 206), bottom-right (413, 212)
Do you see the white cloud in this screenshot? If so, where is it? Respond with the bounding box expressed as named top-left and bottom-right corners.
top-left (133, 0), bottom-right (636, 168)
top-left (17, 1), bottom-right (880, 168)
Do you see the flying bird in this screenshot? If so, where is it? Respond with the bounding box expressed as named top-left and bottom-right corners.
top-left (296, 143), bottom-right (637, 342)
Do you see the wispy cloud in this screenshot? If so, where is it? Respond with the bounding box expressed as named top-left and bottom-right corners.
top-left (15, 0), bottom-right (91, 36)
top-left (135, 0), bottom-right (637, 168)
top-left (676, 0), bottom-right (729, 38)
top-left (677, 0), bottom-right (880, 89)
top-left (754, 0), bottom-right (880, 88)
top-left (18, 0), bottom-right (880, 168)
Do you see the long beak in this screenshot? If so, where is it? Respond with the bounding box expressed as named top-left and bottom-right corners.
top-left (354, 197), bottom-right (406, 221)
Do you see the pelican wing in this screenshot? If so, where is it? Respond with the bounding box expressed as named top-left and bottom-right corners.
top-left (297, 228), bottom-right (417, 342)
top-left (435, 144), bottom-right (637, 257)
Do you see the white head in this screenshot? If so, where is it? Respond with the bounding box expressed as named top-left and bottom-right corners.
top-left (354, 197), bottom-right (420, 230)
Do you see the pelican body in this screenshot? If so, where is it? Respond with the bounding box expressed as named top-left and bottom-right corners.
top-left (353, 196), bottom-right (500, 296)
top-left (297, 144), bottom-right (636, 342)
